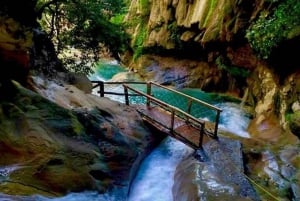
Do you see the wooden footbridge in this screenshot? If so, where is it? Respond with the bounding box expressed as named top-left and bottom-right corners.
top-left (92, 81), bottom-right (222, 150)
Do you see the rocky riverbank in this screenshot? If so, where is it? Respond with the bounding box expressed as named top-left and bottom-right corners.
top-left (0, 76), bottom-right (164, 199)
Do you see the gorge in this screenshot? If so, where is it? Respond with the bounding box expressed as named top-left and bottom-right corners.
top-left (1, 0), bottom-right (300, 200)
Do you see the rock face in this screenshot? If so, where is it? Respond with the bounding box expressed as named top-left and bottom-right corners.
top-left (127, 0), bottom-right (263, 48)
top-left (0, 79), bottom-right (163, 199)
top-left (125, 0), bottom-right (267, 97)
top-left (173, 137), bottom-right (260, 201)
top-left (133, 55), bottom-right (223, 89)
top-left (126, 0), bottom-right (300, 140)
top-left (246, 63), bottom-right (300, 140)
top-left (0, 17), bottom-right (32, 86)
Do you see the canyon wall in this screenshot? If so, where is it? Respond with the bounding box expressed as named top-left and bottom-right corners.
top-left (125, 0), bottom-right (300, 138)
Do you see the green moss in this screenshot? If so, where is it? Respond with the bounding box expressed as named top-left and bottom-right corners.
top-left (286, 111), bottom-right (300, 137)
top-left (246, 0), bottom-right (300, 59)
top-left (167, 22), bottom-right (183, 48)
top-left (139, 0), bottom-right (150, 16)
top-left (110, 14), bottom-right (126, 25)
top-left (133, 24), bottom-right (148, 61)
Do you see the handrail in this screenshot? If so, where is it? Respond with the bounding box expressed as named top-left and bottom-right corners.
top-left (91, 80), bottom-right (147, 85)
top-left (91, 80), bottom-right (221, 139)
top-left (149, 81), bottom-right (221, 138)
top-left (123, 84), bottom-right (205, 126)
top-left (123, 84), bottom-right (205, 148)
top-left (150, 81), bottom-right (222, 112)
top-left (91, 80), bottom-right (147, 97)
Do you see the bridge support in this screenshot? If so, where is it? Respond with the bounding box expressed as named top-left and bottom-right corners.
top-left (146, 82), bottom-right (151, 107)
top-left (199, 123), bottom-right (204, 148)
top-left (99, 81), bottom-right (104, 97)
top-left (170, 109), bottom-right (175, 134)
top-left (213, 110), bottom-right (221, 138)
top-left (124, 86), bottom-right (129, 105)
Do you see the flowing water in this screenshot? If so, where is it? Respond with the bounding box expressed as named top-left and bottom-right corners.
top-left (128, 138), bottom-right (194, 201)
top-left (7, 61), bottom-right (251, 200)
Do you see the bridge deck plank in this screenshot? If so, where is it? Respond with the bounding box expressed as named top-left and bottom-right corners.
top-left (135, 105), bottom-right (210, 149)
top-left (174, 125), bottom-right (210, 147)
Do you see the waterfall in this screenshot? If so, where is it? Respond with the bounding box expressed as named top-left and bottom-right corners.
top-left (216, 102), bottom-right (250, 138)
top-left (128, 137), bottom-right (194, 201)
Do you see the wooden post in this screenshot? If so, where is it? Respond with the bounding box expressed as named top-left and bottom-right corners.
top-left (186, 99), bottom-right (192, 114)
top-left (124, 86), bottom-right (129, 105)
top-left (199, 124), bottom-right (204, 148)
top-left (214, 110), bottom-right (221, 139)
top-left (185, 99), bottom-right (192, 124)
top-left (99, 81), bottom-right (104, 97)
top-left (146, 82), bottom-right (151, 107)
top-left (170, 109), bottom-right (175, 134)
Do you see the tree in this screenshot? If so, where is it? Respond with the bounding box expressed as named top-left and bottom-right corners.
top-left (36, 0), bottom-right (130, 74)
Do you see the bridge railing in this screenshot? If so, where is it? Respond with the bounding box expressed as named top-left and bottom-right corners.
top-left (91, 80), bottom-right (222, 139)
top-left (147, 82), bottom-right (222, 138)
top-left (123, 84), bottom-right (206, 149)
top-left (91, 80), bottom-right (146, 97)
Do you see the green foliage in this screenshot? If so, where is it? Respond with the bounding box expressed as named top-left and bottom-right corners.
top-left (110, 14), bottom-right (126, 25)
top-left (122, 0), bottom-right (151, 61)
top-left (37, 0), bottom-right (130, 74)
top-left (246, 0), bottom-right (300, 59)
top-left (132, 23), bottom-right (148, 61)
top-left (286, 111), bottom-right (300, 136)
top-left (139, 0), bottom-right (150, 17)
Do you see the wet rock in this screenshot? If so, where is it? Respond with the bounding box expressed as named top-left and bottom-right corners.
top-left (262, 151), bottom-right (279, 171)
top-left (288, 111), bottom-right (300, 138)
top-left (279, 146), bottom-right (300, 164)
top-left (279, 146), bottom-right (299, 179)
top-left (173, 137), bottom-right (260, 201)
top-left (280, 164), bottom-right (296, 179)
top-left (291, 182), bottom-right (300, 201)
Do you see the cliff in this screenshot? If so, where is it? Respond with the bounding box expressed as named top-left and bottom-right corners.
top-left (125, 0), bottom-right (300, 140)
top-left (1, 0), bottom-right (300, 200)
top-left (125, 2), bottom-right (300, 200)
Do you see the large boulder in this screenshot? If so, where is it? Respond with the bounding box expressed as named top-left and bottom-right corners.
top-left (0, 79), bottom-right (163, 199)
top-left (173, 137), bottom-right (260, 201)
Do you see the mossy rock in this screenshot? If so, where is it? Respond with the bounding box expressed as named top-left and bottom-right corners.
top-left (288, 111), bottom-right (300, 138)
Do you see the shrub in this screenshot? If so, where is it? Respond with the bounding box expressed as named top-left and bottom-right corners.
top-left (246, 0), bottom-right (300, 59)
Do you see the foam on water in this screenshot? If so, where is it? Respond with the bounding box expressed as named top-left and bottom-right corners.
top-left (128, 137), bottom-right (194, 201)
top-left (0, 164), bottom-right (21, 177)
top-left (216, 102), bottom-right (251, 138)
